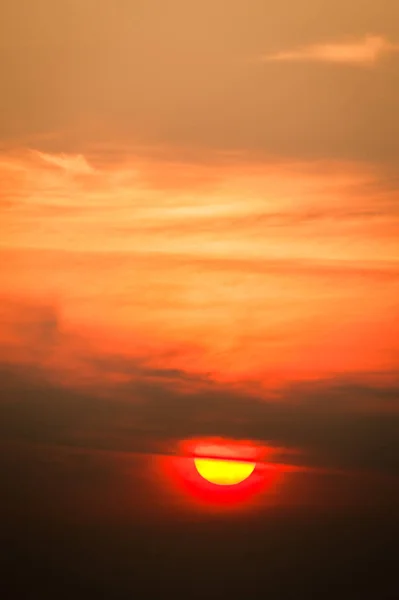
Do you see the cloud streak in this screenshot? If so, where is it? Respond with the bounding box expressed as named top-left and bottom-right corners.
top-left (1, 149), bottom-right (398, 385)
top-left (261, 35), bottom-right (399, 66)
top-left (1, 358), bottom-right (399, 474)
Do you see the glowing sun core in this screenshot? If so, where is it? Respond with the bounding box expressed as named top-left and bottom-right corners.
top-left (194, 457), bottom-right (256, 486)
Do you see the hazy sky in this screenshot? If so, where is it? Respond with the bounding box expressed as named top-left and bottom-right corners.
top-left (1, 0), bottom-right (399, 160)
top-left (1, 0), bottom-right (399, 484)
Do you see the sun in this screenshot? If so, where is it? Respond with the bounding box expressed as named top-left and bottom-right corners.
top-left (194, 457), bottom-right (256, 486)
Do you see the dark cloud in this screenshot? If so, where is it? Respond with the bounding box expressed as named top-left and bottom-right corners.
top-left (1, 296), bottom-right (397, 479)
top-left (1, 359), bottom-right (398, 474)
top-left (0, 296), bottom-right (61, 343)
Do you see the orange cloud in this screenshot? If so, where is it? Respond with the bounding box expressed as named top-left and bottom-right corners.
top-left (34, 151), bottom-right (95, 175)
top-left (0, 148), bottom-right (398, 389)
top-left (260, 35), bottom-right (399, 66)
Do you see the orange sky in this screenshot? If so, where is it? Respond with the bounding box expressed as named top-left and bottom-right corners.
top-left (1, 149), bottom-right (398, 393)
top-left (1, 0), bottom-right (399, 472)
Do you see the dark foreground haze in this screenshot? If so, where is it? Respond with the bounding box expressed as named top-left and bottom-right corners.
top-left (2, 436), bottom-right (399, 599)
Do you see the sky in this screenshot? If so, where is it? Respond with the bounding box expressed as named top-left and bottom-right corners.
top-left (1, 2), bottom-right (399, 596)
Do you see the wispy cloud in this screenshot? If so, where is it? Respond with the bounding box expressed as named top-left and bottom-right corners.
top-left (260, 35), bottom-right (399, 66)
top-left (1, 149), bottom-right (398, 385)
top-left (34, 151), bottom-right (95, 175)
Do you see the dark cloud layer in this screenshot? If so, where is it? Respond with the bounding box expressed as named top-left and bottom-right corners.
top-left (1, 359), bottom-right (398, 474)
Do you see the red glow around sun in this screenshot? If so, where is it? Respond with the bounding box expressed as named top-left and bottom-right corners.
top-left (161, 438), bottom-right (281, 509)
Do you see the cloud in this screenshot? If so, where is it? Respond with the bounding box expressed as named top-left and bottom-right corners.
top-left (1, 358), bottom-right (399, 474)
top-left (260, 35), bottom-right (399, 66)
top-left (0, 296), bottom-right (63, 367)
top-left (1, 151), bottom-right (398, 387)
top-left (34, 151), bottom-right (95, 175)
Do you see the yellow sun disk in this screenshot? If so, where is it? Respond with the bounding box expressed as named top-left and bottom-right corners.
top-left (194, 458), bottom-right (256, 486)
